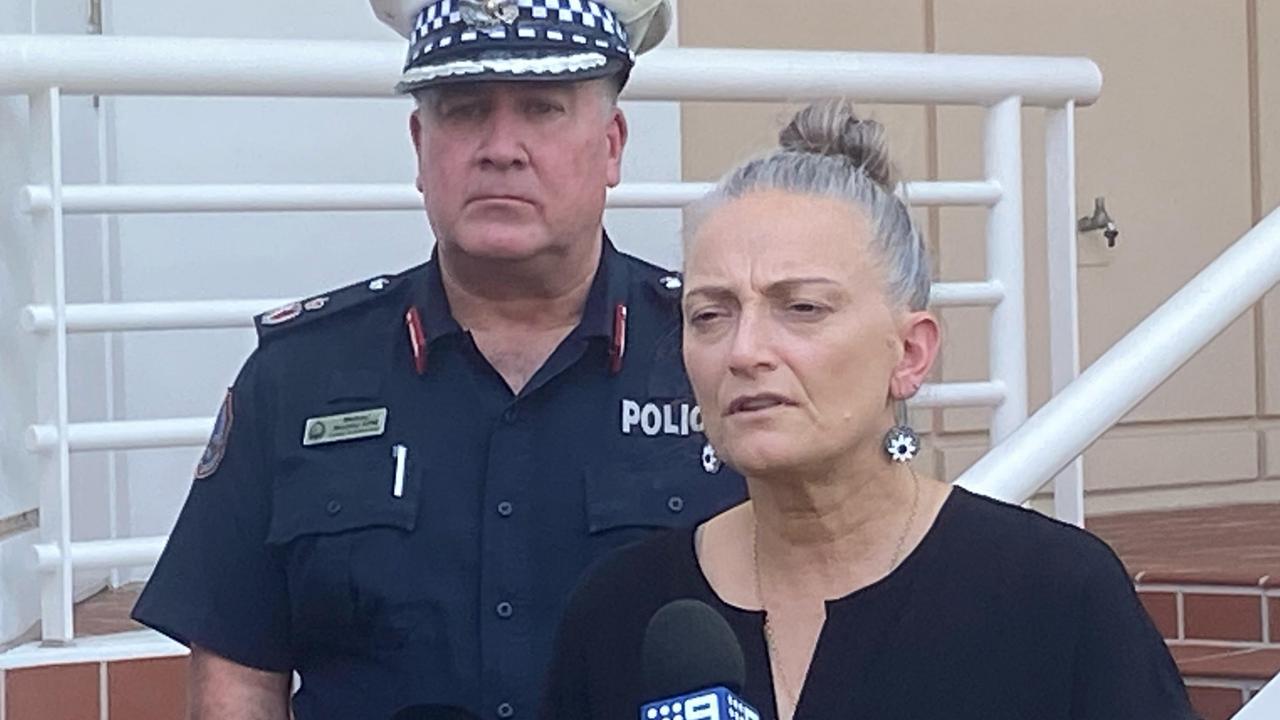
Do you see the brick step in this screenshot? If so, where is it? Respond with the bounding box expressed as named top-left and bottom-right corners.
top-left (1090, 502), bottom-right (1280, 720)
top-left (1088, 502), bottom-right (1280, 595)
top-left (4, 656), bottom-right (188, 720)
top-left (1172, 643), bottom-right (1280, 681)
top-left (1181, 677), bottom-right (1272, 720)
top-left (8, 645), bottom-right (1275, 720)
top-left (1138, 586), bottom-right (1277, 646)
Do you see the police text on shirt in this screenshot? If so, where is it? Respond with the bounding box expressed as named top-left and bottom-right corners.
top-left (620, 399), bottom-right (704, 437)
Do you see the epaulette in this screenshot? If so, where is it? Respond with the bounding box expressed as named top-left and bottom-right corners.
top-left (254, 272), bottom-right (409, 342)
top-left (641, 269), bottom-right (688, 367)
top-left (644, 271), bottom-right (684, 304)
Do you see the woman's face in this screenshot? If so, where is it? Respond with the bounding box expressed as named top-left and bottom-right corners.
top-left (682, 190), bottom-right (932, 478)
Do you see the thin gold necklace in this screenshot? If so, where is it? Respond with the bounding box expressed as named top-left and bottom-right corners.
top-left (753, 465), bottom-right (921, 718)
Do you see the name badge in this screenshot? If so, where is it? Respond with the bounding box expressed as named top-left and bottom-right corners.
top-left (302, 408), bottom-right (388, 446)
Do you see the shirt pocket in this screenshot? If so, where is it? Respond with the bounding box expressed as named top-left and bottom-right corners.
top-left (265, 453), bottom-right (424, 650)
top-left (267, 457), bottom-right (421, 542)
top-left (584, 457), bottom-right (741, 548)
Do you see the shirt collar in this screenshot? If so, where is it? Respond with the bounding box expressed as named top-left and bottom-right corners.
top-left (414, 248), bottom-right (464, 344)
top-left (411, 231), bottom-right (630, 344)
top-left (577, 232), bottom-right (631, 340)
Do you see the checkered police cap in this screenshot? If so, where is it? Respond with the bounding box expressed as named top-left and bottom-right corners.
top-left (370, 0), bottom-right (671, 92)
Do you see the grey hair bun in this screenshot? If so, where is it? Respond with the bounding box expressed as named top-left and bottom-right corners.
top-left (777, 99), bottom-right (896, 189)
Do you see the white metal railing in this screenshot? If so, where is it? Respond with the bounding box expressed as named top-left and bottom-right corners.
top-left (957, 206), bottom-right (1280, 499)
top-left (20, 180), bottom-right (1003, 215)
top-left (4, 34), bottom-right (1102, 646)
top-left (0, 36), bottom-right (1101, 104)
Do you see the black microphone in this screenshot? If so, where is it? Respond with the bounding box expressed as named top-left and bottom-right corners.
top-left (390, 704), bottom-right (480, 720)
top-left (640, 598), bottom-right (760, 720)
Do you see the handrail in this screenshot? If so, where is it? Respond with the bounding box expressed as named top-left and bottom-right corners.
top-left (0, 35), bottom-right (1102, 106)
top-left (958, 206), bottom-right (1280, 502)
top-left (1235, 673), bottom-right (1279, 719)
top-left (20, 180), bottom-right (1002, 214)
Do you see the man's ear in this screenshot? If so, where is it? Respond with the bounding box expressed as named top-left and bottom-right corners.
top-left (409, 109), bottom-right (427, 194)
top-left (605, 107), bottom-right (628, 188)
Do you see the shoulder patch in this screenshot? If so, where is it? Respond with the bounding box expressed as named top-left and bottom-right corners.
top-left (195, 389), bottom-right (233, 480)
top-left (254, 272), bottom-right (408, 342)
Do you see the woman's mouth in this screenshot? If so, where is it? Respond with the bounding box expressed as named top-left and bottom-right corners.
top-left (727, 394), bottom-right (792, 415)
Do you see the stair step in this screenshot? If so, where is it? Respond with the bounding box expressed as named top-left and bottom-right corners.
top-left (1171, 643), bottom-right (1280, 681)
top-left (1089, 503), bottom-right (1280, 720)
top-left (1088, 502), bottom-right (1280, 589)
top-left (1185, 685), bottom-right (1265, 720)
top-left (1091, 502), bottom-right (1280, 649)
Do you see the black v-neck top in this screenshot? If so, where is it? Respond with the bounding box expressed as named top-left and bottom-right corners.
top-left (538, 488), bottom-right (1196, 720)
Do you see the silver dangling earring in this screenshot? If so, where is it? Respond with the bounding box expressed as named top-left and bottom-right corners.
top-left (701, 442), bottom-right (722, 474)
top-left (883, 398), bottom-right (920, 463)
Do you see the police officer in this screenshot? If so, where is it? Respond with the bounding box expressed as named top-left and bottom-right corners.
top-left (131, 1), bottom-right (745, 718)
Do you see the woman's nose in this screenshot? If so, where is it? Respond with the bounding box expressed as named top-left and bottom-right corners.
top-left (727, 311), bottom-right (777, 377)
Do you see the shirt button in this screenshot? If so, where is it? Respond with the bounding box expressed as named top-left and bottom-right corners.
top-left (496, 703), bottom-right (515, 719)
top-left (502, 407), bottom-right (518, 423)
top-left (496, 601), bottom-right (514, 619)
top-left (325, 500), bottom-right (342, 515)
top-left (667, 496), bottom-right (685, 513)
top-left (497, 501), bottom-right (514, 517)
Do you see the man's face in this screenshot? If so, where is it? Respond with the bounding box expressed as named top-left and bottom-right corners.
top-left (410, 79), bottom-right (627, 263)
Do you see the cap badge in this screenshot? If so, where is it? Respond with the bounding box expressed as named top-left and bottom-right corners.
top-left (460, 0), bottom-right (518, 30)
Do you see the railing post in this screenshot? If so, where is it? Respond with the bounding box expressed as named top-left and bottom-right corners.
top-left (985, 96), bottom-right (1029, 445)
top-left (29, 87), bottom-right (75, 645)
top-left (1045, 102), bottom-right (1085, 527)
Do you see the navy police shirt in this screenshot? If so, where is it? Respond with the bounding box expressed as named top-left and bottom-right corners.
top-left (132, 237), bottom-right (746, 720)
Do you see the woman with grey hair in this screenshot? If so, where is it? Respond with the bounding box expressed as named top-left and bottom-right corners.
top-left (539, 99), bottom-right (1194, 720)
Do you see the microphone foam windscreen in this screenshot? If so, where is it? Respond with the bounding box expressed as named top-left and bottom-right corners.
top-left (641, 598), bottom-right (747, 699)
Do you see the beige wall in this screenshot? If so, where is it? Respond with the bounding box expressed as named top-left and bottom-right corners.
top-left (679, 0), bottom-right (1280, 515)
top-left (1262, 0), bottom-right (1280, 417)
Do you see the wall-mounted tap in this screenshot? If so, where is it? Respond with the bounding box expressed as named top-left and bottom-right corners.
top-left (1077, 196), bottom-right (1119, 247)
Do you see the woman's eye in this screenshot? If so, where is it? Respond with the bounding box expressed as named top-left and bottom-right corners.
top-left (688, 309), bottom-right (723, 325)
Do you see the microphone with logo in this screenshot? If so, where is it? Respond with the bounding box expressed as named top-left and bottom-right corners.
top-left (640, 599), bottom-right (761, 720)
